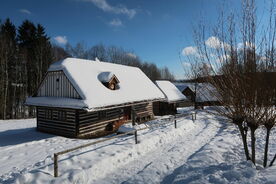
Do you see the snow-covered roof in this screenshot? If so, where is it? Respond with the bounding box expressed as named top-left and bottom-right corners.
top-left (196, 83), bottom-right (219, 102)
top-left (175, 82), bottom-right (219, 102)
top-left (155, 80), bottom-right (187, 103)
top-left (174, 83), bottom-right (195, 92)
top-left (26, 58), bottom-right (165, 111)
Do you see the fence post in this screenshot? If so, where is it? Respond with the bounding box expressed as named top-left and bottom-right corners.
top-left (54, 153), bottom-right (58, 177)
top-left (134, 130), bottom-right (138, 144)
top-left (174, 119), bottom-right (177, 128)
top-left (192, 114), bottom-right (194, 121)
top-left (131, 108), bottom-right (135, 126)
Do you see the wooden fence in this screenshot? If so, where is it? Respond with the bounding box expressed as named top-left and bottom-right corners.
top-left (53, 112), bottom-right (196, 177)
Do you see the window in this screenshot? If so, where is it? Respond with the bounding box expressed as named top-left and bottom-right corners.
top-left (56, 78), bottom-right (60, 91)
top-left (109, 83), bottom-right (116, 90)
top-left (58, 111), bottom-right (67, 121)
top-left (45, 109), bottom-right (52, 119)
top-left (98, 111), bottom-right (106, 119)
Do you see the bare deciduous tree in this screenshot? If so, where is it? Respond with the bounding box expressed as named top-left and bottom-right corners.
top-left (182, 0), bottom-right (276, 167)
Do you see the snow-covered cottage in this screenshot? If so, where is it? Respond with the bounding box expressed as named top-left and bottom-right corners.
top-left (25, 58), bottom-right (165, 138)
top-left (153, 80), bottom-right (187, 115)
top-left (175, 83), bottom-right (196, 102)
top-left (175, 83), bottom-right (220, 108)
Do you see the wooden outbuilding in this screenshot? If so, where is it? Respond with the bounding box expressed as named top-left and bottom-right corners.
top-left (175, 83), bottom-right (220, 108)
top-left (153, 80), bottom-right (187, 116)
top-left (26, 58), bottom-right (165, 138)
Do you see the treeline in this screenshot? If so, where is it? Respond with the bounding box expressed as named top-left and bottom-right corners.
top-left (0, 19), bottom-right (174, 119)
top-left (65, 43), bottom-right (175, 81)
top-left (0, 19), bottom-right (68, 119)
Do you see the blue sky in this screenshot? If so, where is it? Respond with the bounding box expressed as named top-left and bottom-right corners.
top-left (0, 0), bottom-right (268, 79)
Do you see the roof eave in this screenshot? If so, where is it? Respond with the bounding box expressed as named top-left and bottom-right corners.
top-left (85, 98), bottom-right (166, 112)
top-left (167, 99), bottom-right (188, 104)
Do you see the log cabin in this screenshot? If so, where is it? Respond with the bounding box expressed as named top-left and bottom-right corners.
top-left (153, 80), bottom-right (187, 116)
top-left (25, 58), bottom-right (165, 138)
top-left (175, 83), bottom-right (220, 108)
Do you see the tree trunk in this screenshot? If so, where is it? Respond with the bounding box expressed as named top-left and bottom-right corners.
top-left (269, 154), bottom-right (276, 167)
top-left (250, 126), bottom-right (257, 165)
top-left (12, 82), bottom-right (17, 119)
top-left (237, 123), bottom-right (251, 160)
top-left (194, 83), bottom-right (197, 110)
top-left (3, 81), bottom-right (7, 119)
top-left (263, 127), bottom-right (271, 167)
top-left (3, 58), bottom-right (9, 120)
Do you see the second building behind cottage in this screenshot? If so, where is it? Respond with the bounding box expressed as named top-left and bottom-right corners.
top-left (153, 80), bottom-right (187, 115)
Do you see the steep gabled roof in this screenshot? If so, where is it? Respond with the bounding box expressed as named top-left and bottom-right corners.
top-left (174, 82), bottom-right (219, 102)
top-left (26, 58), bottom-right (165, 111)
top-left (155, 80), bottom-right (187, 103)
top-left (195, 83), bottom-right (219, 102)
top-left (174, 83), bottom-right (195, 92)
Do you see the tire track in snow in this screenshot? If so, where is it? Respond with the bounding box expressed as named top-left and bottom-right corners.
top-left (95, 114), bottom-right (223, 184)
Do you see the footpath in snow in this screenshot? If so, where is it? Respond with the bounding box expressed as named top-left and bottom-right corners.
top-left (0, 109), bottom-right (275, 184)
top-left (95, 112), bottom-right (222, 184)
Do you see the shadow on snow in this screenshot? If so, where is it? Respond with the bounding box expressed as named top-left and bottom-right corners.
top-left (0, 127), bottom-right (54, 147)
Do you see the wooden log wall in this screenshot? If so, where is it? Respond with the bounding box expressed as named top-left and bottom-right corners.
top-left (152, 102), bottom-right (177, 116)
top-left (36, 103), bottom-right (155, 138)
top-left (37, 71), bottom-right (81, 99)
top-left (36, 106), bottom-right (77, 137)
top-left (78, 108), bottom-right (125, 137)
top-left (132, 103), bottom-right (153, 123)
top-left (153, 101), bottom-right (160, 115)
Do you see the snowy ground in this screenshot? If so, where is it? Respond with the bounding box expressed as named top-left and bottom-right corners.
top-left (0, 109), bottom-right (275, 184)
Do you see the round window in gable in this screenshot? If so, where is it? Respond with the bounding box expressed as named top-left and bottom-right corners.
top-left (98, 72), bottom-right (120, 90)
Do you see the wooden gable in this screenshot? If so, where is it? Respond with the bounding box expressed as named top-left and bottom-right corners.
top-left (36, 70), bottom-right (81, 99)
top-left (182, 87), bottom-right (195, 102)
top-left (102, 74), bottom-right (120, 90)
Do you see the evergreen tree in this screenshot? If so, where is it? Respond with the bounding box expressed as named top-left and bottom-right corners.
top-left (0, 18), bottom-right (69, 119)
top-left (34, 24), bottom-right (52, 88)
top-left (17, 20), bottom-right (53, 117)
top-left (18, 20), bottom-right (37, 98)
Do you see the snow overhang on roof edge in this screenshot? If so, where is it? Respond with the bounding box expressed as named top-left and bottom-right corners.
top-left (25, 97), bottom-right (166, 112)
top-left (84, 98), bottom-right (166, 112)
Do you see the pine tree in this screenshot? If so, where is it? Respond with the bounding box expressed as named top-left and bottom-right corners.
top-left (17, 20), bottom-right (53, 117)
top-left (34, 24), bottom-right (52, 89)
